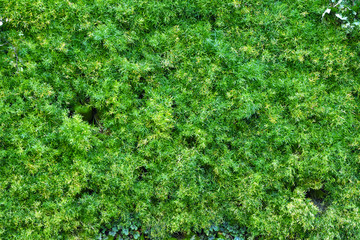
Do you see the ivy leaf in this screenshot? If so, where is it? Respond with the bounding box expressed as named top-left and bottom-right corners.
top-left (133, 231), bottom-right (140, 239)
top-left (122, 228), bottom-right (129, 236)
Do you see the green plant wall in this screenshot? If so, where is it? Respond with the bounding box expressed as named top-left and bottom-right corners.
top-left (1, 0), bottom-right (360, 239)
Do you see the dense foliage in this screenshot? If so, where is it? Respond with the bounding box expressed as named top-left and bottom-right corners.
top-left (1, 0), bottom-right (360, 239)
top-left (322, 0), bottom-right (360, 32)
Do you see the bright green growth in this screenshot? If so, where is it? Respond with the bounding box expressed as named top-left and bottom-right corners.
top-left (1, 0), bottom-right (360, 239)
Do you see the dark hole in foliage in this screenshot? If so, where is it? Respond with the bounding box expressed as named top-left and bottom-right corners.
top-left (89, 107), bottom-right (99, 125)
top-left (171, 232), bottom-right (188, 240)
top-left (75, 188), bottom-right (95, 199)
top-left (162, 68), bottom-right (176, 78)
top-left (289, 182), bottom-right (297, 192)
top-left (133, 78), bottom-right (146, 102)
top-left (73, 104), bottom-right (100, 126)
top-left (137, 89), bottom-right (145, 100)
top-left (79, 95), bottom-right (91, 104)
top-left (150, 196), bottom-right (159, 205)
top-left (225, 141), bottom-right (233, 151)
top-left (68, 109), bottom-right (74, 118)
top-left (352, 89), bottom-right (359, 99)
top-left (184, 135), bottom-right (196, 148)
top-left (199, 163), bottom-right (213, 176)
top-left (83, 107), bottom-right (99, 126)
top-left (351, 144), bottom-right (360, 153)
top-left (265, 189), bottom-right (279, 199)
top-left (209, 14), bottom-right (217, 26)
top-left (170, 125), bottom-right (178, 135)
top-left (306, 188), bottom-right (328, 212)
top-left (171, 99), bottom-right (177, 109)
top-left (290, 143), bottom-right (302, 155)
top-left (136, 166), bottom-right (148, 181)
top-left (244, 112), bottom-right (259, 125)
top-left (248, 161), bottom-right (256, 170)
top-left (82, 188), bottom-right (94, 195)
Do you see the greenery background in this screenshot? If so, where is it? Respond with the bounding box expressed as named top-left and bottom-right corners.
top-left (1, 0), bottom-right (360, 239)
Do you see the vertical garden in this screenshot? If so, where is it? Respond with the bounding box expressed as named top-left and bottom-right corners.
top-left (1, 0), bottom-right (360, 239)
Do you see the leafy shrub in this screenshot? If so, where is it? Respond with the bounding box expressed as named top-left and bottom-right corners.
top-left (322, 0), bottom-right (360, 32)
top-left (1, 0), bottom-right (360, 239)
